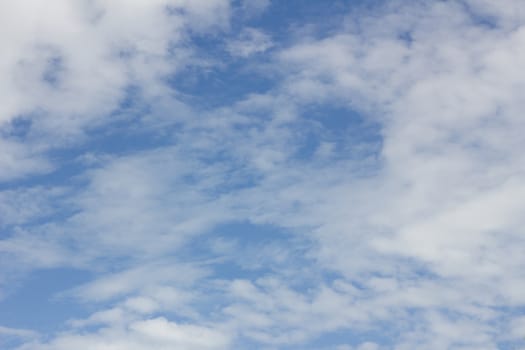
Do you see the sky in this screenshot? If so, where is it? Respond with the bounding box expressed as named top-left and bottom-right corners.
top-left (1, 0), bottom-right (525, 349)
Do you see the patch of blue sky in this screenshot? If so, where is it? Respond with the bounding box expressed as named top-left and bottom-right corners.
top-left (498, 339), bottom-right (525, 350)
top-left (181, 226), bottom-right (333, 318)
top-left (1, 336), bottom-right (26, 350)
top-left (42, 56), bottom-right (65, 88)
top-left (170, 0), bottom-right (388, 110)
top-left (301, 326), bottom-right (393, 350)
top-left (83, 118), bottom-right (168, 157)
top-left (246, 0), bottom-right (386, 42)
top-left (167, 56), bottom-right (276, 109)
top-left (457, 0), bottom-right (500, 29)
top-left (179, 221), bottom-right (312, 274)
top-left (397, 30), bottom-right (414, 46)
top-left (0, 116), bottom-right (33, 140)
top-left (294, 104), bottom-right (383, 162)
top-left (0, 268), bottom-right (93, 334)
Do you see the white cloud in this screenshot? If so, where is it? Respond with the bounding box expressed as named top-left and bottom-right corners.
top-left (0, 139), bottom-right (52, 182)
top-left (227, 28), bottom-right (273, 57)
top-left (0, 187), bottom-right (67, 228)
top-left (238, 0), bottom-right (271, 19)
top-left (0, 326), bottom-right (37, 339)
top-left (257, 0), bottom-right (525, 346)
top-left (68, 260), bottom-right (208, 303)
top-left (0, 0), bottom-right (230, 181)
top-left (3, 0), bottom-right (525, 349)
top-left (20, 317), bottom-right (231, 350)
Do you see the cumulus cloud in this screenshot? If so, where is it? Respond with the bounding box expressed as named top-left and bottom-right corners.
top-left (0, 0), bottom-right (230, 180)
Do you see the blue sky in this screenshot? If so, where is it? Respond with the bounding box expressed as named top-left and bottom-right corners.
top-left (1, 0), bottom-right (525, 349)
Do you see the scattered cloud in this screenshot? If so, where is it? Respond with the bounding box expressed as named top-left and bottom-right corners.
top-left (0, 326), bottom-right (37, 339)
top-left (226, 28), bottom-right (273, 58)
top-left (1, 0), bottom-right (525, 349)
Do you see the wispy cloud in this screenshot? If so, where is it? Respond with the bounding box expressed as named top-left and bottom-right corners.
top-left (226, 28), bottom-right (273, 57)
top-left (0, 326), bottom-right (37, 338)
top-left (1, 0), bottom-right (525, 349)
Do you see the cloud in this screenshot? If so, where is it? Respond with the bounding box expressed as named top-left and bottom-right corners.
top-left (69, 260), bottom-right (208, 303)
top-left (238, 0), bottom-right (271, 19)
top-left (226, 28), bottom-right (273, 58)
top-left (0, 0), bottom-right (230, 181)
top-left (0, 139), bottom-right (52, 182)
top-left (2, 0), bottom-right (525, 349)
top-left (0, 326), bottom-right (37, 338)
top-left (20, 317), bottom-right (231, 350)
